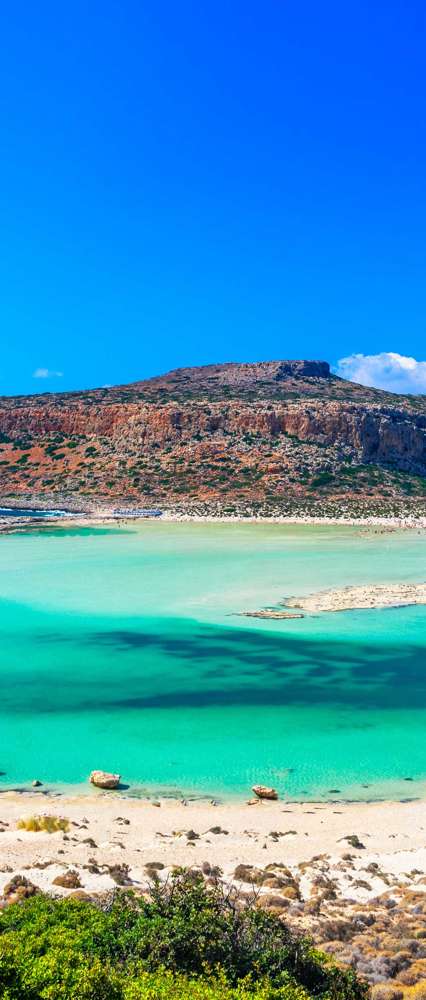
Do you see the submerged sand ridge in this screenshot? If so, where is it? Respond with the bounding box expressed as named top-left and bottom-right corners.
top-left (285, 581), bottom-right (426, 613)
top-left (239, 581), bottom-right (426, 618)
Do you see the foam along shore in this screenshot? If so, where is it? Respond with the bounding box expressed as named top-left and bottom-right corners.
top-left (285, 581), bottom-right (426, 613)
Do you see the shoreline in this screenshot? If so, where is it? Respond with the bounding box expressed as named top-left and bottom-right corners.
top-left (0, 491), bottom-right (426, 532)
top-left (1, 508), bottom-right (426, 533)
top-left (2, 772), bottom-right (426, 804)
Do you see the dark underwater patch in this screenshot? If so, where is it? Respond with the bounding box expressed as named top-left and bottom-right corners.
top-left (1, 607), bottom-right (426, 714)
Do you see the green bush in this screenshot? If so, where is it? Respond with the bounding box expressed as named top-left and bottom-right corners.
top-left (122, 970), bottom-right (309, 1000)
top-left (0, 873), bottom-right (368, 1000)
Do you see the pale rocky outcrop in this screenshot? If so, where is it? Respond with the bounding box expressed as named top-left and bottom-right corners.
top-left (252, 785), bottom-right (278, 800)
top-left (89, 770), bottom-right (121, 789)
top-left (286, 582), bottom-right (426, 613)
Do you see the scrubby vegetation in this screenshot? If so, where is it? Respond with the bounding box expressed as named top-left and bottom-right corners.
top-left (17, 814), bottom-right (69, 833)
top-left (0, 873), bottom-right (367, 999)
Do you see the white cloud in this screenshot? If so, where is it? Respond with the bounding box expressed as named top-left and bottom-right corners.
top-left (334, 352), bottom-right (426, 395)
top-left (32, 367), bottom-right (63, 379)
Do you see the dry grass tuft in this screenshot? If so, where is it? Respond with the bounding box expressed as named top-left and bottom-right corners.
top-left (17, 814), bottom-right (69, 833)
top-left (406, 985), bottom-right (426, 999)
top-left (370, 986), bottom-right (403, 1000)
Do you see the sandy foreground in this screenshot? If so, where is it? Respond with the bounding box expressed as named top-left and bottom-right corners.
top-left (3, 793), bottom-right (426, 986)
top-left (1, 793), bottom-right (426, 902)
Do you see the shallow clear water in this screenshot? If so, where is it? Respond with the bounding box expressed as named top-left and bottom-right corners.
top-left (0, 522), bottom-right (425, 800)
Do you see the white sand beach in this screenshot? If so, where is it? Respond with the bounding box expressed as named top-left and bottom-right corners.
top-left (1, 794), bottom-right (426, 903)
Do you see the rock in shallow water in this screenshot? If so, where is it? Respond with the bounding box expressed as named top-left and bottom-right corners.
top-left (252, 784), bottom-right (278, 800)
top-left (89, 770), bottom-right (121, 789)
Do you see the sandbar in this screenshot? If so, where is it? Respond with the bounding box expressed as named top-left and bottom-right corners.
top-left (285, 582), bottom-right (426, 613)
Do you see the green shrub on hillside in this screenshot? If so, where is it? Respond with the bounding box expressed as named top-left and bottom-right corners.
top-left (123, 971), bottom-right (310, 1000)
top-left (0, 873), bottom-right (368, 1000)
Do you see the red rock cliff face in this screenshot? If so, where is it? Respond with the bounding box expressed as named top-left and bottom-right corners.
top-left (0, 403), bottom-right (129, 439)
top-left (0, 399), bottom-right (425, 468)
top-left (276, 404), bottom-right (426, 473)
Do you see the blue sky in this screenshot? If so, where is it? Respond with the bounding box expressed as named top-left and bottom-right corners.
top-left (1, 1), bottom-right (425, 395)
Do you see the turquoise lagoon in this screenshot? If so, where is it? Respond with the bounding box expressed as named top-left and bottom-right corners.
top-left (0, 522), bottom-right (425, 800)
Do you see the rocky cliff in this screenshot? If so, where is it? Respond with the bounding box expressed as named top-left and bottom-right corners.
top-left (0, 360), bottom-right (425, 513)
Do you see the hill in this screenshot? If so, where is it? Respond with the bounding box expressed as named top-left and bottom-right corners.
top-left (0, 360), bottom-right (425, 516)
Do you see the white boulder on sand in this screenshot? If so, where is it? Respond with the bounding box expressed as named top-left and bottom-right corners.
top-left (89, 770), bottom-right (121, 789)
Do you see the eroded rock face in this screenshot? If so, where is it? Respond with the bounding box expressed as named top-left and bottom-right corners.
top-left (1, 399), bottom-right (424, 472)
top-left (274, 360), bottom-right (330, 380)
